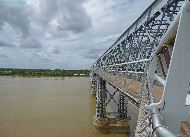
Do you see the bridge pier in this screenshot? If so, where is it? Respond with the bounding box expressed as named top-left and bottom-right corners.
top-left (90, 73), bottom-right (97, 95)
top-left (118, 92), bottom-right (128, 119)
top-left (92, 74), bottom-right (130, 134)
top-left (95, 77), bottom-right (106, 120)
top-left (93, 76), bottom-right (108, 128)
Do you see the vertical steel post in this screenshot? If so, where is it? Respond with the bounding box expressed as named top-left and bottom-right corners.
top-left (95, 76), bottom-right (106, 120)
top-left (118, 92), bottom-right (128, 119)
top-left (91, 73), bottom-right (96, 95)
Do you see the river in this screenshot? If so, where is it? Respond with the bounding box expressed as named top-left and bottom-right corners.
top-left (0, 77), bottom-right (138, 137)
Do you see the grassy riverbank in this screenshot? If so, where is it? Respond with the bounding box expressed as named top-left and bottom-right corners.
top-left (0, 68), bottom-right (90, 77)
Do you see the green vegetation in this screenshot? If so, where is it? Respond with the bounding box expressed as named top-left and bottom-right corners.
top-left (0, 68), bottom-right (90, 77)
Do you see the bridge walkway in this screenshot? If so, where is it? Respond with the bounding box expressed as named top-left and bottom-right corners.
top-left (94, 69), bottom-right (163, 104)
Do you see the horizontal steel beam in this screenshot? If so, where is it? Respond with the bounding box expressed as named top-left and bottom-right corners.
top-left (108, 70), bottom-right (145, 74)
top-left (109, 59), bottom-right (151, 67)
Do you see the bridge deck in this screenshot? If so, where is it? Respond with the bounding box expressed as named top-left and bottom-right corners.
top-left (94, 69), bottom-right (163, 102)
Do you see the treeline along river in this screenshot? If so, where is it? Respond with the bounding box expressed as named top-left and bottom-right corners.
top-left (0, 68), bottom-right (89, 77)
top-left (0, 76), bottom-right (138, 137)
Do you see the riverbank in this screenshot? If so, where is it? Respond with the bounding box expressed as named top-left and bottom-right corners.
top-left (0, 68), bottom-right (90, 77)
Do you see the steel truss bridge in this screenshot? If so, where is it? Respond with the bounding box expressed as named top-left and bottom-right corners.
top-left (90, 0), bottom-right (190, 136)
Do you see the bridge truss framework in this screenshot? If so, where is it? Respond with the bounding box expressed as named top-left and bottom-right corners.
top-left (90, 0), bottom-right (190, 136)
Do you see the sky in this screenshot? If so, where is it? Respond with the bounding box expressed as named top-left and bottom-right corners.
top-left (0, 0), bottom-right (154, 69)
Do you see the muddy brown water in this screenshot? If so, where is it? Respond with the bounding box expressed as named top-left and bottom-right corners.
top-left (0, 77), bottom-right (138, 137)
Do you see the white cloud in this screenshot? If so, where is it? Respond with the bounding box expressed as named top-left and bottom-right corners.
top-left (0, 0), bottom-right (154, 69)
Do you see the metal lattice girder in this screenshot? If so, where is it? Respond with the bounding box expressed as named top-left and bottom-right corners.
top-left (95, 77), bottom-right (106, 119)
top-left (118, 92), bottom-right (128, 119)
top-left (90, 73), bottom-right (97, 92)
top-left (92, 0), bottom-right (185, 79)
top-left (104, 85), bottom-right (129, 119)
top-left (105, 88), bottom-right (118, 107)
top-left (135, 1), bottom-right (190, 136)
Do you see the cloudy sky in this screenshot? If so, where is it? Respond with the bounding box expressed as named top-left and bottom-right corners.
top-left (0, 0), bottom-right (154, 69)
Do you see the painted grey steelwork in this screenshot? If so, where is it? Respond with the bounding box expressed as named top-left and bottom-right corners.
top-left (91, 0), bottom-right (190, 136)
top-left (95, 76), bottom-right (106, 119)
top-left (92, 0), bottom-right (184, 74)
top-left (92, 74), bottom-right (130, 120)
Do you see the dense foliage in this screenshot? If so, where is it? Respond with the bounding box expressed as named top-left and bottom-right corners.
top-left (0, 68), bottom-right (90, 77)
